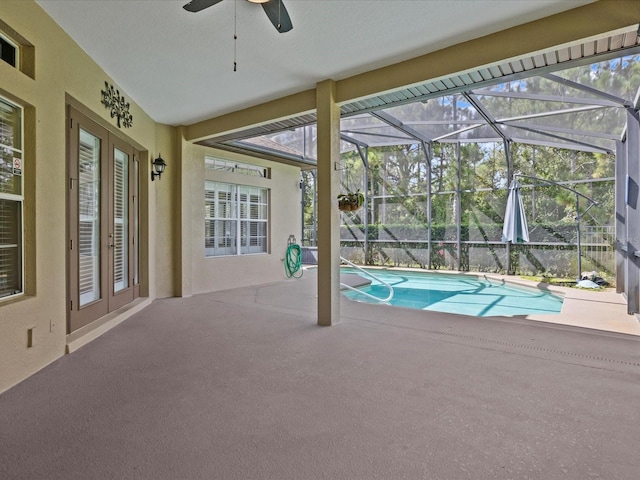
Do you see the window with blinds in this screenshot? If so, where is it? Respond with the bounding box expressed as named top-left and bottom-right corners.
top-left (0, 96), bottom-right (23, 299)
top-left (78, 129), bottom-right (101, 306)
top-left (205, 181), bottom-right (268, 257)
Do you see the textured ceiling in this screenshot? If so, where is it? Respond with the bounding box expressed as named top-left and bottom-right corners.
top-left (35, 0), bottom-right (592, 126)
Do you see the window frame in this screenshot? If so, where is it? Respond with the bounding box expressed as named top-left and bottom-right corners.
top-left (205, 181), bottom-right (269, 258)
top-left (205, 155), bottom-right (269, 178)
top-left (0, 95), bottom-right (24, 300)
top-left (0, 31), bottom-right (18, 68)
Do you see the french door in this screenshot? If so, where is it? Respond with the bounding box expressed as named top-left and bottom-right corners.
top-left (67, 107), bottom-right (139, 333)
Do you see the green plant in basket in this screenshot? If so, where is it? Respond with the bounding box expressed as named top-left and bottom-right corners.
top-left (337, 189), bottom-right (365, 211)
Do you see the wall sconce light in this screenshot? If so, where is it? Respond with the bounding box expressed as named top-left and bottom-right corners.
top-left (151, 154), bottom-right (166, 181)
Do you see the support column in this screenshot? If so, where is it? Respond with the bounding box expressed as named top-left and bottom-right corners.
top-left (615, 140), bottom-right (626, 294)
top-left (176, 126), bottom-right (192, 298)
top-left (625, 109), bottom-right (640, 314)
top-left (316, 80), bottom-right (341, 326)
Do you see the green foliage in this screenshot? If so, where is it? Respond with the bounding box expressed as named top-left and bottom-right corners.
top-left (340, 222), bottom-right (588, 243)
top-left (337, 189), bottom-right (365, 210)
top-left (304, 57), bottom-right (631, 276)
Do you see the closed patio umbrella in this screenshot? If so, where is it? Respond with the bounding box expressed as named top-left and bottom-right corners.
top-left (502, 179), bottom-right (529, 243)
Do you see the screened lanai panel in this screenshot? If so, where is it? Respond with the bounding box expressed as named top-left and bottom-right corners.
top-left (516, 185), bottom-right (578, 243)
top-left (477, 95), bottom-right (615, 121)
top-left (502, 107), bottom-right (626, 138)
top-left (385, 94), bottom-right (486, 124)
top-left (508, 144), bottom-right (552, 179)
top-left (462, 190), bottom-right (507, 242)
top-left (551, 54), bottom-right (640, 102)
top-left (379, 95), bottom-right (492, 143)
top-left (514, 179), bottom-right (611, 243)
top-left (341, 127), bottom-right (415, 147)
top-left (458, 142), bottom-right (507, 191)
top-left (506, 127), bottom-right (614, 153)
top-left (506, 124), bottom-right (617, 152)
top-left (437, 124), bottom-right (505, 143)
top-left (340, 138), bottom-right (359, 154)
top-left (506, 143), bottom-right (612, 187)
top-left (477, 77), bottom-right (610, 101)
top-left (341, 114), bottom-right (415, 146)
top-left (391, 121), bottom-right (482, 143)
top-left (302, 125), bottom-right (317, 159)
top-left (430, 142), bottom-right (458, 252)
top-left (341, 114), bottom-right (381, 129)
top-left (430, 143), bottom-right (458, 193)
top-left (339, 150), bottom-right (366, 246)
top-left (338, 27), bottom-right (640, 118)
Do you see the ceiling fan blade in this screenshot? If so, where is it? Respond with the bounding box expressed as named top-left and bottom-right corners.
top-left (183, 0), bottom-right (224, 13)
top-left (261, 0), bottom-right (293, 33)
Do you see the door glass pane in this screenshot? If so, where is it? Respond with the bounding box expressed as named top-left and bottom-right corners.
top-left (114, 147), bottom-right (128, 292)
top-left (79, 129), bottom-right (101, 306)
top-left (0, 199), bottom-right (22, 298)
top-left (133, 155), bottom-right (139, 285)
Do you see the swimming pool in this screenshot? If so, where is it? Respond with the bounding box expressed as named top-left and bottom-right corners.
top-left (341, 268), bottom-right (564, 317)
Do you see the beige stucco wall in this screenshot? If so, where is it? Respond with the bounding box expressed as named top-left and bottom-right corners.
top-left (0, 1), bottom-right (302, 394)
top-left (0, 0), bottom-right (167, 393)
top-left (183, 144), bottom-right (301, 295)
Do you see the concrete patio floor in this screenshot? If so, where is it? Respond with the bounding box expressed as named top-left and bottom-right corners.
top-left (2, 269), bottom-right (640, 479)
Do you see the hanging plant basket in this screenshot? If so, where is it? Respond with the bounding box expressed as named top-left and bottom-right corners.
top-left (338, 200), bottom-right (360, 212)
top-left (337, 190), bottom-right (364, 212)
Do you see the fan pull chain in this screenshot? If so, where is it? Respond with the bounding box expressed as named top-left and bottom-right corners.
top-left (233, 0), bottom-right (238, 71)
top-left (277, 0), bottom-right (281, 31)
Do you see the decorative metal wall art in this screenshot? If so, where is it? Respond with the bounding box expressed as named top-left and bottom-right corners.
top-left (100, 81), bottom-right (133, 128)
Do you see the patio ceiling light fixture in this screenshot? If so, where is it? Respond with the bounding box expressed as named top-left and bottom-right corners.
top-left (151, 154), bottom-right (167, 181)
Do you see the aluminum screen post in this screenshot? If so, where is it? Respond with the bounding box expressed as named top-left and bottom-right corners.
top-left (422, 141), bottom-right (432, 270)
top-left (625, 108), bottom-right (640, 314)
top-left (505, 140), bottom-right (512, 275)
top-left (575, 194), bottom-right (582, 282)
top-left (456, 142), bottom-right (462, 271)
top-left (615, 140), bottom-right (626, 294)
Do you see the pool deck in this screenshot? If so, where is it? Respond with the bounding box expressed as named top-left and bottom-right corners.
top-left (338, 267), bottom-right (640, 336)
top-left (493, 275), bottom-right (640, 336)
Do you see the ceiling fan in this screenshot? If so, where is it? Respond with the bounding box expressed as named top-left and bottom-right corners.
top-left (183, 0), bottom-right (293, 33)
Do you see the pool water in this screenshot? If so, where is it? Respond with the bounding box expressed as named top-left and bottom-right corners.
top-left (341, 268), bottom-right (564, 317)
